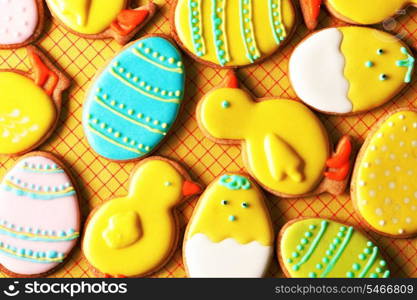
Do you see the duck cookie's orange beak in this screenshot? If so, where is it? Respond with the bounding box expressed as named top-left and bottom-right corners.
top-left (182, 180), bottom-right (202, 197)
top-left (300, 0), bottom-right (322, 30)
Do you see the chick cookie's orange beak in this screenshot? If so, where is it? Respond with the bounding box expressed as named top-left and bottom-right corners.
top-left (182, 181), bottom-right (202, 197)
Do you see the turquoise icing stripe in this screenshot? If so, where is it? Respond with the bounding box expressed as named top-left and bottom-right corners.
top-left (320, 226), bottom-right (354, 277)
top-left (294, 220), bottom-right (329, 270)
top-left (0, 243), bottom-right (64, 264)
top-left (359, 246), bottom-right (378, 278)
top-left (0, 228), bottom-right (79, 242)
top-left (1, 183), bottom-right (76, 200)
top-left (21, 168), bottom-right (64, 174)
top-left (83, 36), bottom-right (184, 161)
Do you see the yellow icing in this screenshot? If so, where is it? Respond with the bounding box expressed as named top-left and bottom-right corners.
top-left (355, 111), bottom-right (417, 236)
top-left (327, 0), bottom-right (411, 24)
top-left (0, 72), bottom-right (56, 155)
top-left (186, 175), bottom-right (273, 246)
top-left (281, 218), bottom-right (390, 278)
top-left (46, 0), bottom-right (127, 35)
top-left (174, 0), bottom-right (296, 66)
top-left (198, 88), bottom-right (329, 195)
top-left (340, 27), bottom-right (409, 113)
top-left (83, 159), bottom-right (186, 276)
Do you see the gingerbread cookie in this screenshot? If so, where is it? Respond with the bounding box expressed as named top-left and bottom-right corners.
top-left (82, 157), bottom-right (202, 277)
top-left (289, 27), bottom-right (414, 115)
top-left (278, 218), bottom-right (390, 278)
top-left (45, 0), bottom-right (156, 45)
top-left (0, 0), bottom-right (44, 49)
top-left (0, 152), bottom-right (80, 277)
top-left (326, 0), bottom-right (416, 25)
top-left (0, 46), bottom-right (70, 156)
top-left (171, 0), bottom-right (297, 68)
top-left (197, 71), bottom-right (353, 198)
top-left (83, 35), bottom-right (185, 162)
top-left (184, 174), bottom-right (273, 278)
top-left (352, 109), bottom-right (417, 238)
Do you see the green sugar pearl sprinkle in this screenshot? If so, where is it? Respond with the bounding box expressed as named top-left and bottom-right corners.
top-left (365, 61), bottom-right (374, 67)
top-left (221, 100), bottom-right (231, 108)
top-left (228, 215), bottom-right (237, 222)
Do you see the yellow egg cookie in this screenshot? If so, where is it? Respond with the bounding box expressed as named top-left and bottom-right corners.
top-left (352, 109), bottom-right (417, 238)
top-left (82, 157), bottom-right (202, 277)
top-left (0, 46), bottom-right (70, 156)
top-left (289, 26), bottom-right (414, 115)
top-left (172, 0), bottom-right (297, 67)
top-left (184, 173), bottom-right (273, 277)
top-left (278, 218), bottom-right (390, 278)
top-left (197, 71), bottom-right (353, 198)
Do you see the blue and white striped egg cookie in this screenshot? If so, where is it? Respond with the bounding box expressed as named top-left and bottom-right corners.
top-left (83, 36), bottom-right (185, 161)
top-left (0, 153), bottom-right (80, 276)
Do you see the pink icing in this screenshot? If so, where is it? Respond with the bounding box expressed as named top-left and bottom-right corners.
top-left (0, 155), bottom-right (80, 275)
top-left (0, 0), bottom-right (38, 45)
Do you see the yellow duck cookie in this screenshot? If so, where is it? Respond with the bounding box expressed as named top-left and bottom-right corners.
top-left (0, 46), bottom-right (70, 156)
top-left (289, 26), bottom-right (415, 115)
top-left (184, 174), bottom-right (274, 277)
top-left (197, 71), bottom-right (353, 198)
top-left (352, 109), bottom-right (417, 238)
top-left (45, 0), bottom-right (156, 45)
top-left (82, 157), bottom-right (202, 277)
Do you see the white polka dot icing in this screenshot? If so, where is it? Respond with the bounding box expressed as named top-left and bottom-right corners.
top-left (0, 0), bottom-right (38, 45)
top-left (354, 111), bottom-right (417, 236)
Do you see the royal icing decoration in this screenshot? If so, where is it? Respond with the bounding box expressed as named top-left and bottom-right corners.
top-left (83, 158), bottom-right (201, 277)
top-left (280, 218), bottom-right (390, 278)
top-left (174, 0), bottom-right (296, 67)
top-left (197, 72), bottom-right (352, 197)
top-left (353, 111), bottom-right (417, 237)
top-left (184, 174), bottom-right (273, 277)
top-left (83, 36), bottom-right (185, 161)
top-left (0, 154), bottom-right (80, 275)
top-left (0, 0), bottom-right (39, 46)
top-left (326, 0), bottom-right (417, 25)
top-left (289, 27), bottom-right (414, 114)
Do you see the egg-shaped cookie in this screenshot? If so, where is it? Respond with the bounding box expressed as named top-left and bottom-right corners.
top-left (83, 35), bottom-right (185, 162)
top-left (184, 174), bottom-right (274, 277)
top-left (352, 109), bottom-right (417, 238)
top-left (172, 0), bottom-right (297, 67)
top-left (289, 26), bottom-right (414, 115)
top-left (278, 218), bottom-right (390, 278)
top-left (0, 152), bottom-right (80, 277)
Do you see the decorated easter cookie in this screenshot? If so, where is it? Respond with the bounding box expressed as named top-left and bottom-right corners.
top-left (352, 109), bottom-right (417, 238)
top-left (278, 218), bottom-right (390, 278)
top-left (0, 46), bottom-right (70, 156)
top-left (0, 0), bottom-right (44, 49)
top-left (83, 157), bottom-right (202, 277)
top-left (289, 27), bottom-right (415, 115)
top-left (172, 0), bottom-right (297, 67)
top-left (45, 0), bottom-right (156, 45)
top-left (0, 152), bottom-right (80, 277)
top-left (325, 0), bottom-right (417, 25)
top-left (197, 71), bottom-right (353, 198)
top-left (184, 174), bottom-right (273, 277)
top-left (83, 35), bottom-right (185, 162)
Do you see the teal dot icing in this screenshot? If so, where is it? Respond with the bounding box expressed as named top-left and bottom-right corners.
top-left (211, 0), bottom-right (230, 65)
top-left (221, 100), bottom-right (231, 108)
top-left (326, 250), bottom-right (333, 256)
top-left (292, 252), bottom-right (299, 258)
top-left (347, 271), bottom-right (355, 278)
top-left (370, 273), bottom-right (378, 278)
top-left (219, 175), bottom-right (251, 190)
top-left (329, 244), bottom-right (336, 251)
top-left (359, 253), bottom-right (367, 260)
top-left (316, 263), bottom-right (323, 270)
top-left (308, 272), bottom-right (317, 278)
top-left (379, 260), bottom-right (387, 267)
top-left (228, 215), bottom-right (237, 222)
top-left (364, 248), bottom-right (371, 254)
top-left (322, 257), bottom-right (329, 264)
top-left (301, 238), bottom-right (308, 245)
top-left (339, 226), bottom-right (347, 232)
top-left (353, 263), bottom-right (361, 271)
top-left (333, 237), bottom-right (341, 245)
top-left (365, 61), bottom-right (374, 67)
top-left (309, 225), bottom-right (316, 230)
top-left (337, 232), bottom-right (345, 238)
top-left (305, 232), bottom-right (313, 238)
top-left (292, 265), bottom-right (300, 271)
top-left (367, 241), bottom-right (374, 247)
top-left (287, 258), bottom-right (293, 264)
top-left (376, 267), bottom-right (383, 273)
top-left (296, 245), bottom-right (304, 251)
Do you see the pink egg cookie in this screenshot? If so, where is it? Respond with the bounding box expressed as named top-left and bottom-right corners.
top-left (0, 152), bottom-right (80, 277)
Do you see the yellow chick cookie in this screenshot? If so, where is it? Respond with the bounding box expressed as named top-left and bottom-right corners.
top-left (82, 157), bottom-right (202, 277)
top-left (0, 46), bottom-right (70, 156)
top-left (183, 174), bottom-right (274, 277)
top-left (197, 71), bottom-right (353, 197)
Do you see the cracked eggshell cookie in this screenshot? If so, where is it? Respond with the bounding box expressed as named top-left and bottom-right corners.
top-left (0, 152), bottom-right (81, 277)
top-left (82, 156), bottom-right (202, 277)
top-left (82, 35), bottom-right (185, 162)
top-left (325, 0), bottom-right (417, 25)
top-left (171, 0), bottom-right (297, 68)
top-left (0, 0), bottom-right (44, 49)
top-left (289, 26), bottom-right (414, 115)
top-left (0, 46), bottom-right (70, 157)
top-left (197, 71), bottom-right (354, 198)
top-left (45, 0), bottom-right (156, 45)
top-left (352, 109), bottom-right (417, 238)
top-left (183, 174), bottom-right (273, 278)
top-left (278, 218), bottom-right (390, 278)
